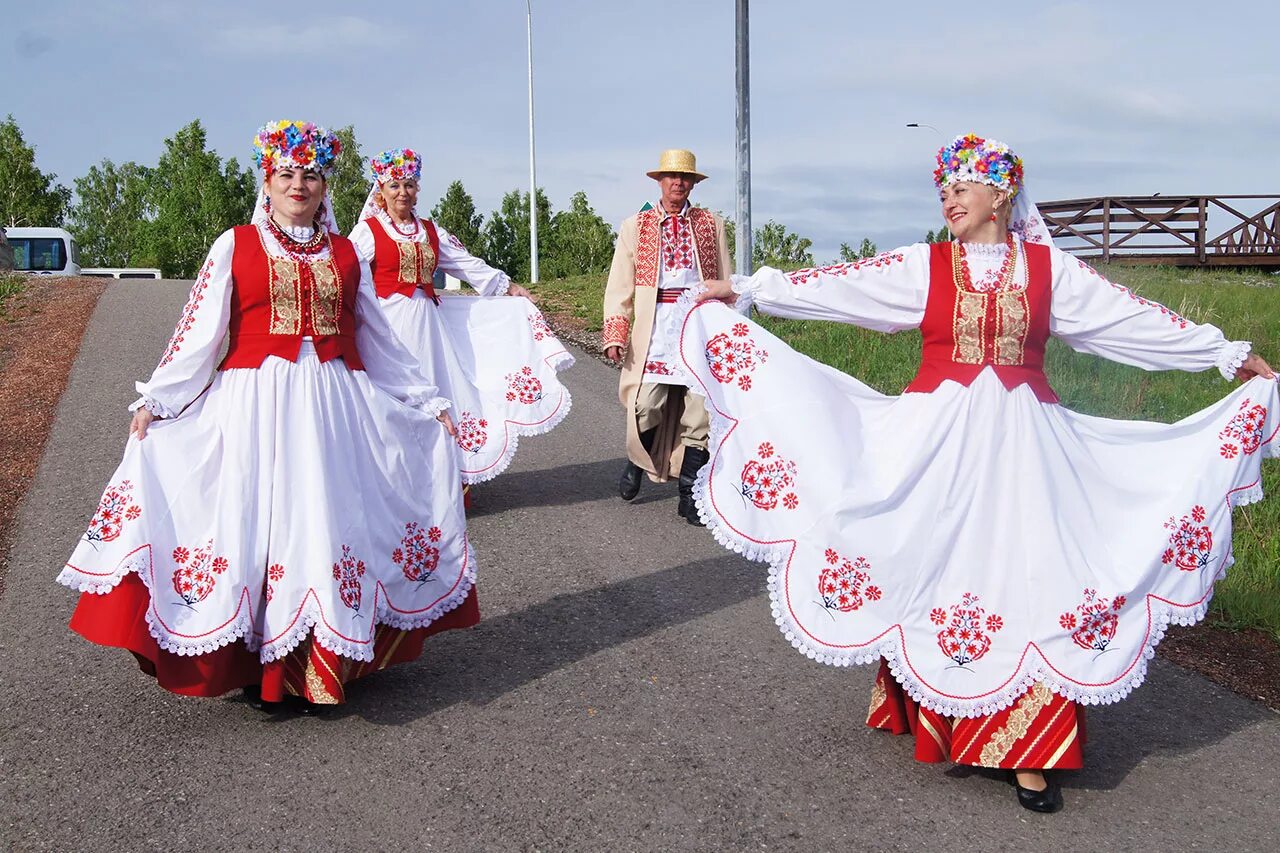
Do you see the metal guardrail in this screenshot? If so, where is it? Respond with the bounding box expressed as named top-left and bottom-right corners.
top-left (1037, 195), bottom-right (1280, 267)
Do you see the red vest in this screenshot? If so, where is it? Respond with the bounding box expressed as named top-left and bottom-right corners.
top-left (220, 225), bottom-right (365, 371)
top-left (905, 241), bottom-right (1058, 403)
top-left (367, 217), bottom-right (441, 300)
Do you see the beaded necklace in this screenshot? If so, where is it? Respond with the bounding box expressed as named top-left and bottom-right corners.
top-left (952, 235), bottom-right (1018, 293)
top-left (264, 215), bottom-right (327, 258)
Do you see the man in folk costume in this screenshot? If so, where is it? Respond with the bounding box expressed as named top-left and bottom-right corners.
top-left (603, 149), bottom-right (733, 524)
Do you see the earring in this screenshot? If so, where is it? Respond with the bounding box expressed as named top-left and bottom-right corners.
top-left (989, 211), bottom-right (998, 222)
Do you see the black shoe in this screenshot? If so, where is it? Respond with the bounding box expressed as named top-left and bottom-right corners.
top-left (242, 685), bottom-right (279, 713)
top-left (283, 695), bottom-right (328, 716)
top-left (619, 427), bottom-right (658, 502)
top-left (1009, 773), bottom-right (1063, 813)
top-left (619, 461), bottom-right (644, 501)
top-left (677, 446), bottom-right (710, 526)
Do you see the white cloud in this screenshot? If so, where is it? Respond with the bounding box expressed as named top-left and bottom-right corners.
top-left (209, 16), bottom-right (406, 55)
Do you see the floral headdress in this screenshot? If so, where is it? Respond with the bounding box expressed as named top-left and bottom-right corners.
top-left (252, 120), bottom-right (342, 178)
top-left (933, 134), bottom-right (1024, 199)
top-left (370, 148), bottom-right (422, 184)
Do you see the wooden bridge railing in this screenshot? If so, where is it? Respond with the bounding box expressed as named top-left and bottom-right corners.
top-left (1036, 195), bottom-right (1280, 267)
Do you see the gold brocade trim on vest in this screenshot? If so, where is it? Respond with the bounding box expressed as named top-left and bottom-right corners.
top-left (949, 241), bottom-right (1029, 366)
top-left (978, 682), bottom-right (1054, 767)
top-left (865, 679), bottom-right (888, 724)
top-left (268, 255), bottom-right (302, 334)
top-left (994, 290), bottom-right (1029, 365)
top-left (952, 290), bottom-right (987, 364)
top-left (309, 257), bottom-right (342, 335)
top-left (394, 238), bottom-right (438, 285)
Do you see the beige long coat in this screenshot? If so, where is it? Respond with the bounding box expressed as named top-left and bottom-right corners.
top-left (602, 206), bottom-right (732, 481)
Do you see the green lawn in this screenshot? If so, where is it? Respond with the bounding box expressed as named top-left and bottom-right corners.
top-left (534, 263), bottom-right (1280, 638)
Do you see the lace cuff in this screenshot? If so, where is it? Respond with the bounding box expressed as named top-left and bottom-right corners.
top-left (413, 396), bottom-right (452, 419)
top-left (1215, 340), bottom-right (1252, 381)
top-left (128, 396), bottom-right (175, 419)
top-left (490, 277), bottom-right (511, 297)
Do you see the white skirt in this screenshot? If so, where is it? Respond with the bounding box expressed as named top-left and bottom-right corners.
top-left (675, 301), bottom-right (1280, 717)
top-left (59, 345), bottom-right (476, 663)
top-left (380, 293), bottom-right (573, 484)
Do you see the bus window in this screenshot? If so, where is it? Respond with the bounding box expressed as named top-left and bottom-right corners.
top-left (10, 237), bottom-right (67, 272)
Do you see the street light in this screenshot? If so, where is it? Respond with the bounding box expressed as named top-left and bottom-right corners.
top-left (906, 122), bottom-right (940, 135)
top-left (735, 0), bottom-right (752, 276)
top-left (526, 0), bottom-right (539, 283)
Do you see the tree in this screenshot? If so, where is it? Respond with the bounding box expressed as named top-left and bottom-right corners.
top-left (0, 115), bottom-right (71, 227)
top-left (141, 120), bottom-right (255, 278)
top-left (545, 190), bottom-right (615, 277)
top-left (925, 225), bottom-right (951, 243)
top-left (753, 220), bottom-right (813, 270)
top-left (68, 160), bottom-right (153, 267)
top-left (481, 187), bottom-right (552, 281)
top-left (838, 238), bottom-right (877, 262)
top-left (328, 125), bottom-right (367, 233)
top-left (431, 180), bottom-right (485, 257)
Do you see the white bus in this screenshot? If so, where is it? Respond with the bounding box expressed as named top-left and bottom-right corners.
top-left (82, 267), bottom-right (163, 279)
top-left (4, 227), bottom-right (81, 276)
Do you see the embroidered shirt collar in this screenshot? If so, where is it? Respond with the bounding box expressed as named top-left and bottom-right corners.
top-left (656, 201), bottom-right (691, 221)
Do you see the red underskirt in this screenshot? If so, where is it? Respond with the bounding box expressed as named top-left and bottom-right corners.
top-left (69, 572), bottom-right (480, 703)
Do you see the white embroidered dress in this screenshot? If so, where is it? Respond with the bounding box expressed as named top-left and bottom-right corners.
top-left (59, 223), bottom-right (476, 664)
top-left (673, 238), bottom-right (1277, 717)
top-left (349, 213), bottom-right (573, 484)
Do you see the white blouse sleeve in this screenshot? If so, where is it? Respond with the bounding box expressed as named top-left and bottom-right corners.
top-left (348, 220), bottom-right (376, 265)
top-left (1049, 249), bottom-right (1249, 379)
top-left (732, 243), bottom-right (931, 332)
top-left (131, 230), bottom-right (235, 418)
top-left (433, 223), bottom-right (511, 297)
top-left (352, 254), bottom-right (451, 416)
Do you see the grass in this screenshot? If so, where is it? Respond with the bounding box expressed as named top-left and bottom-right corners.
top-left (535, 263), bottom-right (1280, 638)
top-left (0, 272), bottom-right (27, 317)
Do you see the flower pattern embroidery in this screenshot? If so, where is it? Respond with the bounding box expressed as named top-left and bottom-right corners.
top-left (1219, 398), bottom-right (1268, 459)
top-left (332, 544), bottom-right (367, 615)
top-left (392, 522), bottom-right (443, 585)
top-left (265, 563), bottom-right (285, 603)
top-left (505, 366), bottom-right (544, 404)
top-left (1059, 588), bottom-right (1125, 654)
top-left (1162, 505), bottom-right (1213, 572)
top-left (529, 310), bottom-right (554, 341)
top-left (454, 412), bottom-right (489, 454)
top-left (817, 549), bottom-right (882, 613)
top-left (160, 257), bottom-right (214, 367)
top-left (705, 322), bottom-right (769, 391)
top-left (785, 252), bottom-right (906, 286)
top-left (737, 442), bottom-right (798, 511)
top-left (84, 480), bottom-right (142, 546)
top-left (171, 540), bottom-right (228, 609)
top-left (1073, 258), bottom-right (1190, 329)
top-left (931, 593), bottom-right (1002, 668)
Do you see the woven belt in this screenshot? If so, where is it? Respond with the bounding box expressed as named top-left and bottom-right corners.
top-left (656, 288), bottom-right (687, 304)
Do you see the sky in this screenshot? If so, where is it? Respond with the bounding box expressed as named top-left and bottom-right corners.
top-left (5, 0), bottom-right (1279, 265)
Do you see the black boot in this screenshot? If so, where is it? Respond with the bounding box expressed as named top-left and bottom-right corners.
top-left (677, 446), bottom-right (710, 525)
top-left (619, 428), bottom-right (657, 501)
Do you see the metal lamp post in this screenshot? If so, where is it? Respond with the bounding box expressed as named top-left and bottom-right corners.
top-left (735, 0), bottom-right (752, 276)
top-left (526, 0), bottom-right (539, 283)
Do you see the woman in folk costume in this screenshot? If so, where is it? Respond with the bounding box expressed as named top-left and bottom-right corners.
top-left (59, 121), bottom-right (478, 713)
top-left (348, 148), bottom-right (573, 489)
top-left (690, 134), bottom-right (1277, 812)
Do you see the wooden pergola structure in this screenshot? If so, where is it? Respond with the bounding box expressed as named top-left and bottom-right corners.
top-left (1037, 195), bottom-right (1280, 267)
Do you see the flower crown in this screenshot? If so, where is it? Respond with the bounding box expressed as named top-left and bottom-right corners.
top-left (371, 148), bottom-right (422, 184)
top-left (933, 134), bottom-right (1024, 198)
top-left (253, 120), bottom-right (342, 178)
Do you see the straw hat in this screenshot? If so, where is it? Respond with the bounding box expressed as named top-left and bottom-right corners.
top-left (646, 149), bottom-right (708, 183)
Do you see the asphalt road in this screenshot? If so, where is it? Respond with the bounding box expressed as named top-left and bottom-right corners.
top-left (1, 280), bottom-right (1278, 851)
